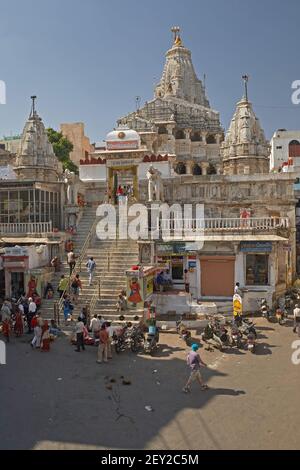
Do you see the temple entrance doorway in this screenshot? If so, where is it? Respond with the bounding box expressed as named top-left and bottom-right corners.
top-left (108, 165), bottom-right (139, 204)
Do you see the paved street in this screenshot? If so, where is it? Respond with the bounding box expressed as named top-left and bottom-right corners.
top-left (1, 318), bottom-right (299, 450)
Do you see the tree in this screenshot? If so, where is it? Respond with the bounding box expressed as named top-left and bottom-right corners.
top-left (47, 128), bottom-right (78, 174)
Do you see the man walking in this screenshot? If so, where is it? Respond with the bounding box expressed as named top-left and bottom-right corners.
top-left (293, 303), bottom-right (300, 334)
top-left (183, 343), bottom-right (208, 393)
top-left (184, 269), bottom-right (190, 293)
top-left (27, 297), bottom-right (37, 333)
top-left (97, 323), bottom-right (109, 363)
top-left (58, 275), bottom-right (68, 298)
top-left (86, 257), bottom-right (96, 286)
top-left (74, 317), bottom-right (85, 352)
top-left (67, 250), bottom-right (76, 276)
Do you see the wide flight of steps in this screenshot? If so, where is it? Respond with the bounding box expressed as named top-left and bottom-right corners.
top-left (41, 206), bottom-right (99, 320)
top-left (41, 205), bottom-right (142, 324)
top-left (87, 238), bottom-right (141, 322)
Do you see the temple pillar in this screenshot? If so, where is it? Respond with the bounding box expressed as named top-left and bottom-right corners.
top-left (201, 162), bottom-right (209, 175)
top-left (186, 161), bottom-right (193, 175)
top-left (201, 131), bottom-right (208, 144)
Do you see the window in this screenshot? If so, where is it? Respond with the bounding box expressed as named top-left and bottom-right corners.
top-left (246, 254), bottom-right (269, 285)
top-left (276, 146), bottom-right (282, 149)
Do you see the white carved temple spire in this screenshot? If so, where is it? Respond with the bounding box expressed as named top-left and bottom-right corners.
top-left (14, 97), bottom-right (62, 182)
top-left (221, 79), bottom-right (270, 175)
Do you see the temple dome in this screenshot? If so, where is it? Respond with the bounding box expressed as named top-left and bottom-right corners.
top-left (106, 126), bottom-right (141, 151)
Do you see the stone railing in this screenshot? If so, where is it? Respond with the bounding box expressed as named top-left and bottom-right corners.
top-left (0, 221), bottom-right (53, 234)
top-left (160, 217), bottom-right (289, 234)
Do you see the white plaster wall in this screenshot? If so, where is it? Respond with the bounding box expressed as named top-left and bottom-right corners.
top-left (270, 131), bottom-right (300, 170)
top-left (79, 165), bottom-right (107, 182)
top-left (27, 245), bottom-right (49, 269)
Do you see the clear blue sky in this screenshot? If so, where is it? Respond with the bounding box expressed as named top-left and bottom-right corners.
top-left (0, 0), bottom-right (300, 142)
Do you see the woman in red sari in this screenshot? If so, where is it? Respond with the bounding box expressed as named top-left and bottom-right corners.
top-left (27, 276), bottom-right (37, 298)
top-left (41, 320), bottom-right (50, 352)
top-left (14, 309), bottom-right (24, 337)
top-left (2, 318), bottom-right (11, 343)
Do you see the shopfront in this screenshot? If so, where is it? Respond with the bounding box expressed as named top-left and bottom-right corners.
top-left (1, 246), bottom-right (29, 298)
top-left (200, 256), bottom-right (235, 297)
top-left (155, 242), bottom-right (198, 295)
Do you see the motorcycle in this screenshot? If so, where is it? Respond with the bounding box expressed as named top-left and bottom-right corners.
top-left (237, 318), bottom-right (257, 338)
top-left (176, 318), bottom-right (192, 345)
top-left (144, 328), bottom-right (160, 355)
top-left (112, 324), bottom-right (130, 354)
top-left (275, 308), bottom-right (286, 326)
top-left (214, 320), bottom-right (231, 347)
top-left (230, 326), bottom-right (243, 349)
top-left (129, 325), bottom-right (144, 352)
top-left (259, 298), bottom-right (272, 322)
top-left (246, 331), bottom-right (256, 353)
top-left (201, 320), bottom-right (223, 351)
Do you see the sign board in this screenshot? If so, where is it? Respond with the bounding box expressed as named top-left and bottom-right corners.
top-left (106, 141), bottom-right (139, 151)
top-left (156, 242), bottom-right (198, 255)
top-left (240, 242), bottom-right (272, 253)
top-left (4, 246), bottom-right (28, 257)
top-left (106, 158), bottom-right (138, 168)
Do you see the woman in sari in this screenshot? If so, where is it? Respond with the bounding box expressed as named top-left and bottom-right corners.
top-left (27, 276), bottom-right (37, 298)
top-left (14, 308), bottom-right (24, 337)
top-left (2, 318), bottom-right (11, 343)
top-left (41, 321), bottom-right (50, 352)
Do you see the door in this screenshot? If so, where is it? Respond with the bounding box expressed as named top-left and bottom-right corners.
top-left (201, 257), bottom-right (235, 297)
top-left (11, 272), bottom-right (24, 298)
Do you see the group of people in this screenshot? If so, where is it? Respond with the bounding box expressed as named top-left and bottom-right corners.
top-left (0, 296), bottom-right (60, 351)
top-left (116, 184), bottom-right (134, 199)
top-left (73, 313), bottom-right (113, 363)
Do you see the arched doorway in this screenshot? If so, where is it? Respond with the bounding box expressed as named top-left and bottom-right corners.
top-left (207, 163), bottom-right (217, 175)
top-left (175, 162), bottom-right (186, 175)
top-left (192, 164), bottom-right (202, 175)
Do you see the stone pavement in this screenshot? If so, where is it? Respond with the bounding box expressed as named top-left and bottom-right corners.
top-left (0, 318), bottom-right (299, 450)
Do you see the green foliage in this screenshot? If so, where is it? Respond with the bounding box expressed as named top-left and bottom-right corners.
top-left (47, 128), bottom-right (78, 174)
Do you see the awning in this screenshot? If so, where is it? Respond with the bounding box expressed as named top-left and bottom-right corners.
top-left (0, 237), bottom-right (62, 244)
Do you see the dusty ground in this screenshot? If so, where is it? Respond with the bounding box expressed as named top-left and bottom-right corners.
top-left (0, 317), bottom-right (300, 450)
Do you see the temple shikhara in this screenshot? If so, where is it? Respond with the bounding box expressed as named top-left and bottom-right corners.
top-left (0, 28), bottom-right (298, 320)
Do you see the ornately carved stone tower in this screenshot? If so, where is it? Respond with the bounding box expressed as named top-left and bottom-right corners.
top-left (14, 98), bottom-right (62, 182)
top-left (118, 28), bottom-right (224, 176)
top-left (221, 85), bottom-right (270, 175)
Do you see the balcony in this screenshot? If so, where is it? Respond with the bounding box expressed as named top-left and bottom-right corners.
top-left (158, 217), bottom-right (289, 241)
top-left (0, 221), bottom-right (53, 235)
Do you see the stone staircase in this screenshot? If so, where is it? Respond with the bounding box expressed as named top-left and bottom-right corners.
top-left (41, 205), bottom-right (142, 324)
top-left (87, 237), bottom-right (142, 322)
top-left (41, 206), bottom-right (98, 320)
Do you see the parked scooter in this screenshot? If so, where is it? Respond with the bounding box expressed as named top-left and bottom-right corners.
top-left (236, 317), bottom-right (257, 338)
top-left (201, 319), bottom-right (223, 351)
top-left (246, 331), bottom-right (256, 353)
top-left (112, 324), bottom-right (130, 354)
top-left (176, 317), bottom-right (192, 345)
top-left (230, 326), bottom-right (243, 349)
top-left (214, 320), bottom-right (231, 347)
top-left (129, 325), bottom-right (144, 352)
top-left (144, 328), bottom-right (160, 355)
top-left (259, 298), bottom-right (272, 322)
top-left (275, 308), bottom-right (287, 326)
